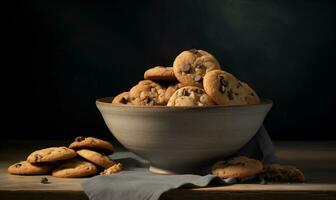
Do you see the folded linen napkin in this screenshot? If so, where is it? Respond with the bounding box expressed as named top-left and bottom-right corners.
top-left (82, 125), bottom-right (276, 200)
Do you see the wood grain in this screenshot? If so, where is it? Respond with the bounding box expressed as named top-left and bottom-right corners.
top-left (0, 140), bottom-right (335, 200)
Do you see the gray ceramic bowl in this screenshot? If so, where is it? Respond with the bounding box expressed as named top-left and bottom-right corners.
top-left (96, 97), bottom-right (272, 174)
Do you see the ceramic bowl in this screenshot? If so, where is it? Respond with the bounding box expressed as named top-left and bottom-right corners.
top-left (96, 97), bottom-right (272, 174)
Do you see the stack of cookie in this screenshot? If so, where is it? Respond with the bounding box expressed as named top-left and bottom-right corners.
top-left (212, 156), bottom-right (305, 183)
top-left (112, 49), bottom-right (260, 106)
top-left (8, 137), bottom-right (122, 178)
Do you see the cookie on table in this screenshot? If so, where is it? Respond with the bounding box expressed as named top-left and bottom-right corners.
top-left (69, 136), bottom-right (114, 154)
top-left (144, 66), bottom-right (177, 81)
top-left (258, 164), bottom-right (305, 182)
top-left (129, 80), bottom-right (166, 106)
top-left (173, 49), bottom-right (221, 87)
top-left (112, 92), bottom-right (131, 105)
top-left (167, 86), bottom-right (215, 106)
top-left (27, 147), bottom-right (76, 163)
top-left (52, 157), bottom-right (98, 178)
top-left (203, 70), bottom-right (249, 106)
top-left (212, 156), bottom-right (263, 179)
top-left (8, 161), bottom-right (53, 175)
top-left (100, 162), bottom-right (123, 175)
top-left (77, 149), bottom-right (115, 169)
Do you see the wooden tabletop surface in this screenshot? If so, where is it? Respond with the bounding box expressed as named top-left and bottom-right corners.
top-left (0, 140), bottom-right (335, 200)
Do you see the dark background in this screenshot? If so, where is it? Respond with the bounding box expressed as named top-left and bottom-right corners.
top-left (7, 0), bottom-right (336, 140)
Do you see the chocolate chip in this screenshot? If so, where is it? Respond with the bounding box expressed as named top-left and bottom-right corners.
top-left (219, 76), bottom-right (228, 87)
top-left (189, 49), bottom-right (198, 54)
top-left (234, 92), bottom-right (239, 96)
top-left (236, 82), bottom-right (242, 88)
top-left (219, 85), bottom-right (226, 93)
top-left (34, 154), bottom-right (42, 161)
top-left (182, 89), bottom-right (190, 96)
top-left (227, 89), bottom-right (234, 100)
top-left (250, 93), bottom-right (255, 96)
top-left (146, 98), bottom-right (154, 106)
top-left (120, 97), bottom-right (128, 104)
top-left (194, 75), bottom-right (202, 82)
top-left (75, 136), bottom-right (86, 142)
top-left (40, 177), bottom-right (50, 184)
top-left (14, 163), bottom-right (22, 168)
top-left (91, 140), bottom-right (96, 145)
top-left (181, 64), bottom-right (191, 72)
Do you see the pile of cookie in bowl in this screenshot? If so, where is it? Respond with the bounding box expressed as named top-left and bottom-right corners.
top-left (112, 49), bottom-right (260, 106)
top-left (8, 137), bottom-right (122, 178)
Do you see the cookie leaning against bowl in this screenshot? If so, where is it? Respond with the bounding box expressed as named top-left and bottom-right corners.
top-left (173, 49), bottom-right (221, 87)
top-left (52, 157), bottom-right (98, 178)
top-left (77, 149), bottom-right (115, 168)
top-left (167, 86), bottom-right (215, 106)
top-left (69, 136), bottom-right (114, 154)
top-left (129, 80), bottom-right (166, 106)
top-left (112, 92), bottom-right (131, 105)
top-left (27, 147), bottom-right (77, 163)
top-left (8, 161), bottom-right (54, 175)
top-left (212, 156), bottom-right (263, 179)
top-left (144, 66), bottom-right (177, 81)
top-left (258, 164), bottom-right (305, 182)
top-left (203, 70), bottom-right (249, 106)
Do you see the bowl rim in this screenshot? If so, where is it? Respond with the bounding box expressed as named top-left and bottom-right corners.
top-left (96, 97), bottom-right (273, 109)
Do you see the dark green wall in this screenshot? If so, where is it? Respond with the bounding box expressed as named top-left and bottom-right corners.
top-left (8, 0), bottom-right (336, 140)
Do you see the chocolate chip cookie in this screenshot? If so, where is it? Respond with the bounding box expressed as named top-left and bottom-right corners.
top-left (8, 161), bottom-right (53, 175)
top-left (27, 147), bottom-right (77, 163)
top-left (164, 83), bottom-right (188, 103)
top-left (167, 86), bottom-right (215, 106)
top-left (52, 157), bottom-right (98, 178)
top-left (112, 92), bottom-right (131, 105)
top-left (69, 136), bottom-right (114, 154)
top-left (144, 66), bottom-right (177, 81)
top-left (77, 149), bottom-right (115, 168)
top-left (100, 162), bottom-right (123, 175)
top-left (203, 70), bottom-right (250, 106)
top-left (212, 156), bottom-right (263, 179)
top-left (258, 164), bottom-right (305, 182)
top-left (173, 49), bottom-right (221, 87)
top-left (129, 80), bottom-right (166, 106)
top-left (241, 82), bottom-right (261, 104)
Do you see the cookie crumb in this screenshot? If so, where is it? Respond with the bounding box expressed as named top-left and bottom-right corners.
top-left (40, 177), bottom-right (50, 184)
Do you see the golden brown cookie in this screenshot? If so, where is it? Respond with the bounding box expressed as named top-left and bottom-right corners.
top-left (258, 164), bottom-right (305, 182)
top-left (212, 156), bottom-right (263, 179)
top-left (204, 70), bottom-right (250, 106)
top-left (8, 161), bottom-right (53, 175)
top-left (167, 86), bottom-right (215, 106)
top-left (173, 49), bottom-right (221, 87)
top-left (112, 92), bottom-right (131, 105)
top-left (77, 149), bottom-right (115, 169)
top-left (69, 136), bottom-right (114, 154)
top-left (144, 66), bottom-right (177, 81)
top-left (100, 162), bottom-right (123, 175)
top-left (52, 157), bottom-right (98, 178)
top-left (164, 83), bottom-right (188, 103)
top-left (241, 82), bottom-right (260, 104)
top-left (129, 80), bottom-right (166, 106)
top-left (27, 147), bottom-right (77, 163)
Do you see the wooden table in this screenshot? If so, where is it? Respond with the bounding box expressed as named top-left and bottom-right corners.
top-left (1, 140), bottom-right (335, 200)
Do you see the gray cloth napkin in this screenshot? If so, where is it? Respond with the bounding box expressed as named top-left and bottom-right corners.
top-left (82, 126), bottom-right (276, 200)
